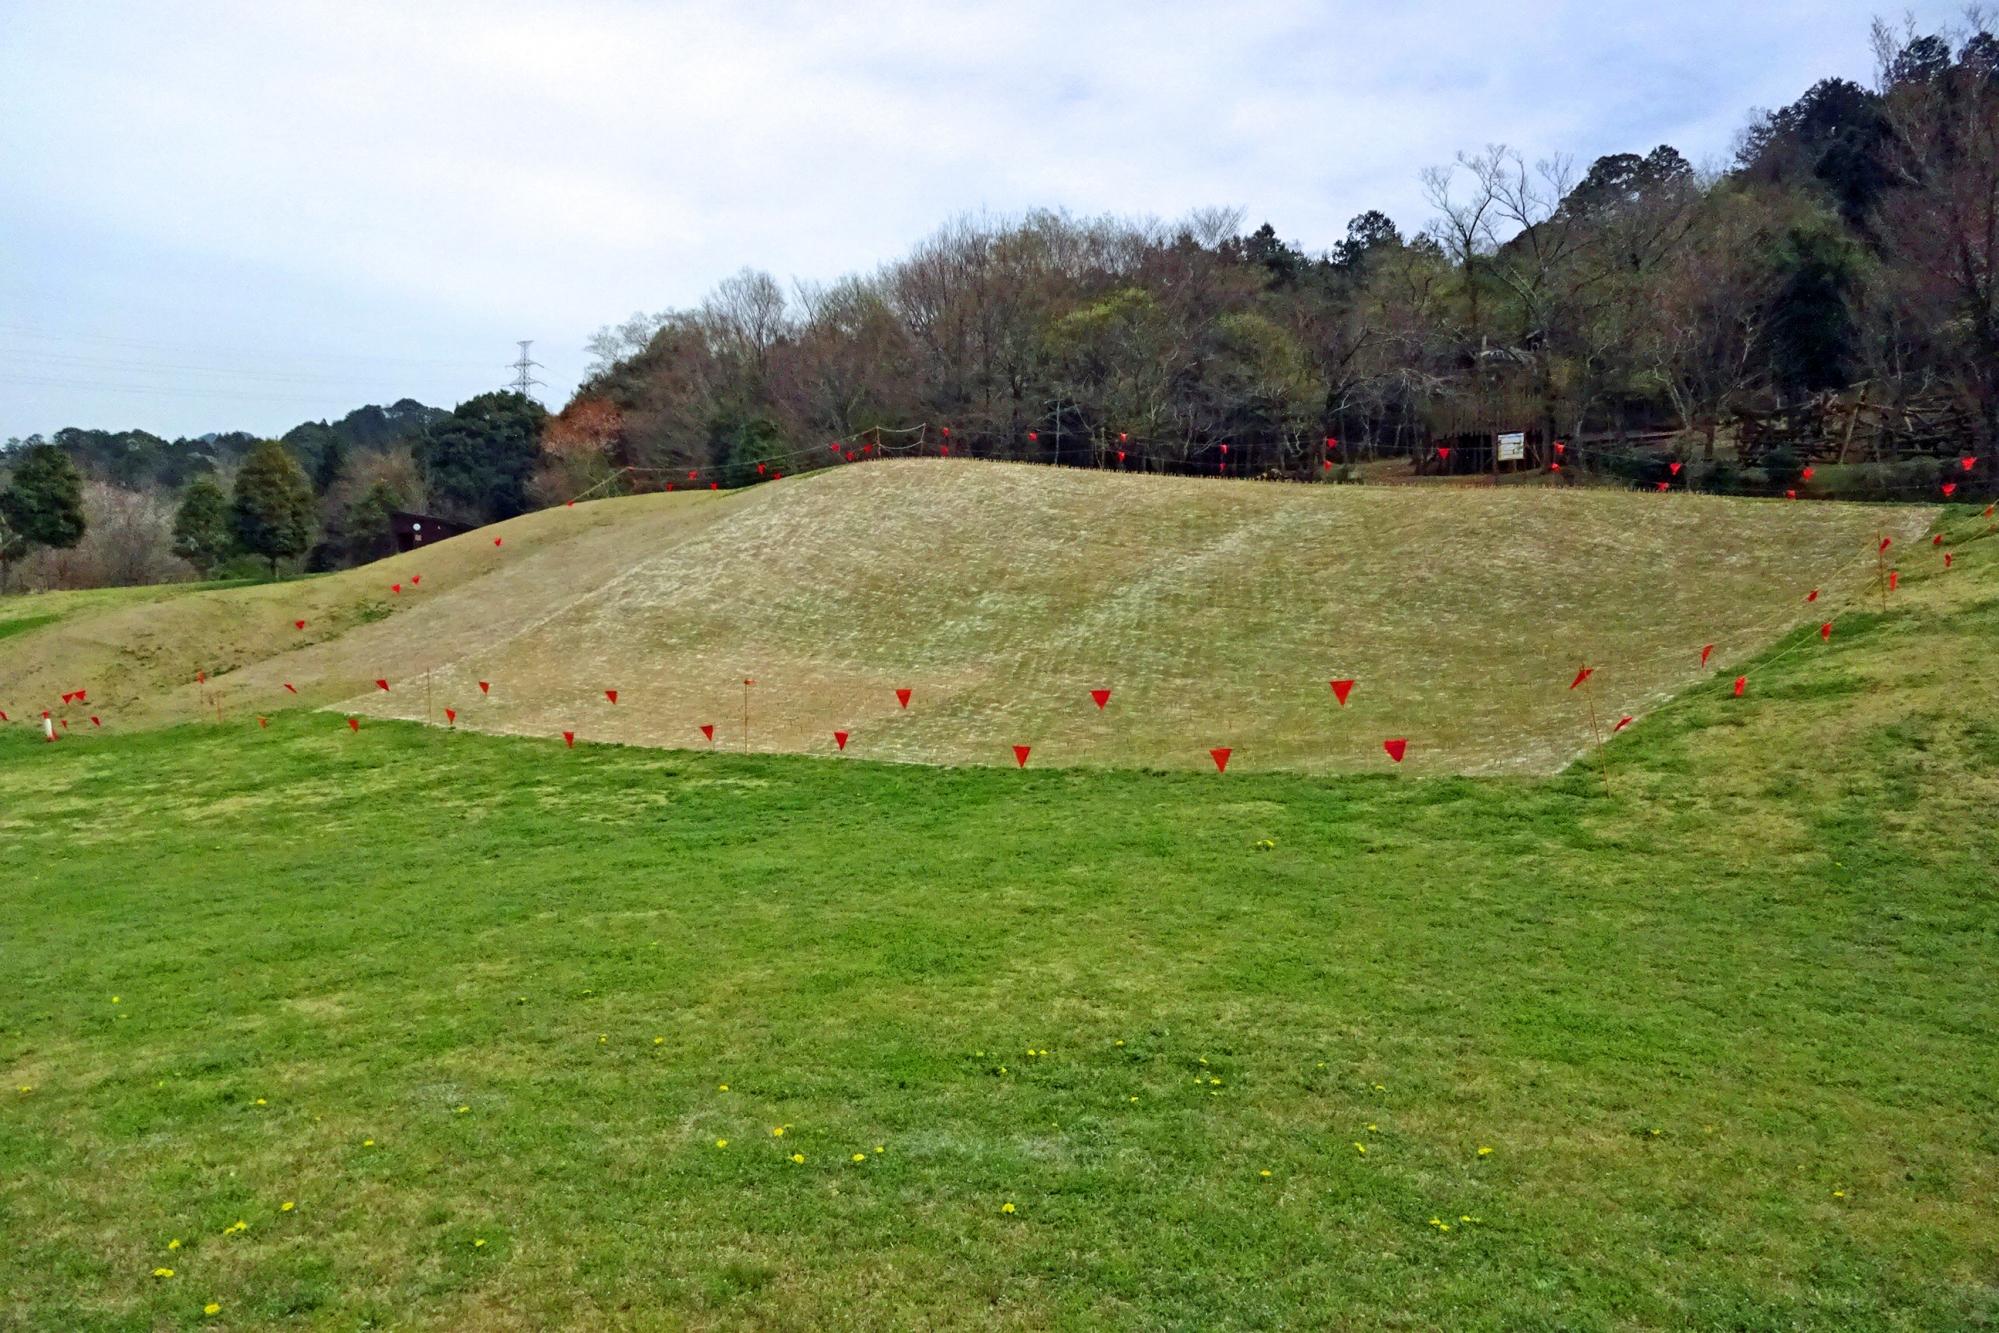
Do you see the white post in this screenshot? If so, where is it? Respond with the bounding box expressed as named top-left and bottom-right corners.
top-left (41, 713), bottom-right (54, 742)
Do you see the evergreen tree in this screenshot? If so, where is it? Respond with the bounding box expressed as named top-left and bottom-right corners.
top-left (230, 440), bottom-right (316, 577)
top-left (171, 476), bottom-right (234, 575)
top-left (413, 391), bottom-right (548, 524)
top-left (0, 443), bottom-right (87, 587)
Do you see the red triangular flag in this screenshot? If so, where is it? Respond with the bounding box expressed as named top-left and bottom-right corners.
top-left (833, 730), bottom-right (849, 750)
top-left (1802, 466), bottom-right (1815, 480)
top-left (1437, 447), bottom-right (1451, 460)
top-left (1330, 679), bottom-right (1354, 706)
top-left (1117, 450), bottom-right (1126, 463)
top-left (1701, 644), bottom-right (1714, 666)
top-left (563, 731), bottom-right (575, 748)
top-left (1553, 441), bottom-right (1565, 455)
top-left (1806, 588), bottom-right (1819, 602)
top-left (391, 583), bottom-right (401, 594)
top-left (375, 679), bottom-right (390, 692)
top-left (1382, 738), bottom-right (1407, 763)
top-left (1942, 482), bottom-right (1957, 497)
top-left (567, 500), bottom-right (575, 508)
top-left (257, 716), bottom-right (268, 728)
top-left (347, 717), bottom-right (360, 731)
top-left (895, 688), bottom-right (911, 709)
top-left (197, 670), bottom-right (206, 684)
top-left (1550, 461), bottom-right (1561, 472)
top-left (1961, 456), bottom-right (1975, 472)
top-left (1932, 533), bottom-right (1943, 546)
top-left (1209, 747), bottom-right (1231, 773)
top-left (757, 463), bottom-right (767, 474)
top-left (1668, 461), bottom-right (1683, 475)
top-left (410, 574), bottom-right (420, 586)
top-left (283, 682), bottom-right (297, 694)
top-left (1013, 744), bottom-right (1031, 768)
top-left (1733, 676), bottom-right (1747, 697)
top-left (1786, 489), bottom-right (1797, 499)
top-left (494, 537), bottom-right (503, 546)
top-left (90, 716), bottom-right (101, 727)
top-left (1569, 665), bottom-right (1593, 690)
top-left (1656, 480), bottom-right (1669, 492)
top-left (478, 681), bottom-right (490, 694)
top-left (445, 707), bottom-right (457, 723)
top-left (1820, 622), bottom-right (1832, 642)
top-left (604, 689), bottom-right (618, 704)
top-left (294, 620), bottom-right (306, 630)
top-left (1889, 570), bottom-right (1899, 591)
top-left (1090, 688), bottom-right (1111, 710)
top-left (1879, 536), bottom-right (1892, 552)
top-left (1613, 715), bottom-right (1634, 733)
top-left (699, 723), bottom-right (714, 741)
top-left (60, 692), bottom-right (73, 704)
top-left (0, 710), bottom-right (8, 721)
top-left (940, 445), bottom-right (950, 456)
top-left (1944, 551), bottom-right (1953, 568)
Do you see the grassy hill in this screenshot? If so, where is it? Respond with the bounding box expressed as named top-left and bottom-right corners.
top-left (0, 460), bottom-right (1940, 774)
top-left (0, 494), bottom-right (1994, 1329)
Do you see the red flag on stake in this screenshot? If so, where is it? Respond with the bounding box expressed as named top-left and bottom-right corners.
top-left (939, 445), bottom-right (949, 455)
top-left (0, 710), bottom-right (8, 721)
top-left (1118, 432), bottom-right (1128, 443)
top-left (1701, 643), bottom-right (1715, 666)
top-left (494, 537), bottom-right (503, 546)
top-left (90, 716), bottom-right (100, 727)
top-left (1209, 747), bottom-right (1231, 773)
top-left (391, 583), bottom-right (401, 594)
top-left (757, 463), bottom-right (766, 475)
top-left (375, 679), bottom-right (390, 692)
top-left (833, 730), bottom-right (849, 750)
top-left (1933, 533), bottom-right (1944, 546)
top-left (1962, 456), bottom-right (1975, 471)
top-left (1786, 490), bottom-right (1797, 499)
top-left (1117, 450), bottom-right (1126, 463)
top-left (699, 723), bottom-right (714, 741)
top-left (1879, 535), bottom-right (1892, 552)
top-left (1330, 679), bottom-right (1354, 705)
top-left (1943, 482), bottom-right (1958, 497)
top-left (1944, 551), bottom-right (1954, 568)
top-left (1656, 481), bottom-right (1669, 492)
top-left (1437, 446), bottom-right (1451, 460)
top-left (1090, 688), bottom-right (1111, 710)
top-left (563, 731), bottom-right (575, 748)
top-left (1323, 459), bottom-right (1333, 470)
top-left (1553, 441), bottom-right (1566, 455)
top-left (1551, 462), bottom-right (1562, 472)
top-left (1383, 738), bottom-right (1407, 763)
top-left (1613, 715), bottom-right (1634, 733)
top-left (1807, 588), bottom-right (1819, 601)
top-left (197, 670), bottom-right (206, 684)
top-left (1013, 744), bottom-right (1031, 768)
top-left (295, 620), bottom-right (306, 630)
top-left (1733, 676), bottom-right (1747, 697)
top-left (604, 690), bottom-right (619, 704)
top-left (478, 681), bottom-right (490, 694)
top-left (566, 500), bottom-right (575, 508)
top-left (1820, 622), bottom-right (1832, 642)
top-left (1027, 431), bottom-right (1039, 442)
top-left (410, 574), bottom-right (420, 586)
top-left (895, 688), bottom-right (911, 709)
top-left (258, 716), bottom-right (268, 728)
top-left (445, 707), bottom-right (457, 723)
top-left (1889, 569), bottom-right (1900, 591)
top-left (60, 692), bottom-right (73, 704)
top-left (1669, 461), bottom-right (1683, 475)
top-left (1569, 665), bottom-right (1593, 690)
top-left (347, 717), bottom-right (360, 732)
top-left (1802, 466), bottom-right (1815, 480)
top-left (283, 682), bottom-right (297, 694)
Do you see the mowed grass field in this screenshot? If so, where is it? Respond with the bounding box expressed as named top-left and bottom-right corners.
top-left (0, 460), bottom-right (1935, 775)
top-left (1, 502), bottom-right (1995, 1329)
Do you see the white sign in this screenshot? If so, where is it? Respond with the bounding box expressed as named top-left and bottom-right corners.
top-left (1496, 432), bottom-right (1526, 462)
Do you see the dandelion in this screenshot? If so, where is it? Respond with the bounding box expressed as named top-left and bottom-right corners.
top-left (715, 1139), bottom-right (728, 1148)
top-left (1259, 1169), bottom-right (1273, 1178)
top-left (1366, 1123), bottom-right (1378, 1132)
top-left (153, 1267), bottom-right (175, 1278)
top-left (280, 1201), bottom-right (295, 1213)
top-left (474, 1238), bottom-right (487, 1247)
top-left (1000, 1202), bottom-right (1015, 1214)
top-left (254, 1098), bottom-right (267, 1106)
top-left (874, 1145), bottom-right (884, 1154)
top-left (597, 1035), bottom-right (607, 1045)
top-left (1353, 1142), bottom-right (1367, 1154)
top-left (1832, 1190), bottom-right (1846, 1198)
top-left (1129, 1096), bottom-right (1139, 1103)
top-left (1428, 1217), bottom-right (1442, 1228)
top-left (1210, 1077), bottom-right (1222, 1086)
top-left (789, 1153), bottom-right (805, 1164)
top-left (112, 996), bottom-right (120, 1004)
top-left (167, 1239), bottom-right (181, 1251)
top-left (1372, 1082), bottom-right (1384, 1091)
top-left (225, 1220), bottom-right (248, 1235)
top-left (15, 1086), bottom-right (29, 1094)
top-left (1649, 1128), bottom-right (1661, 1137)
top-left (1439, 1223), bottom-right (1451, 1232)
top-left (1477, 1146), bottom-right (1493, 1157)
top-left (1199, 1057), bottom-right (1208, 1066)
top-left (455, 1105), bottom-right (469, 1114)
top-left (852, 1153), bottom-right (867, 1163)
top-left (1114, 1040), bottom-right (1125, 1047)
top-left (653, 1037), bottom-right (664, 1045)
top-left (362, 1138), bottom-right (375, 1147)
top-left (204, 1302), bottom-right (220, 1316)
top-left (772, 1127), bottom-right (784, 1137)
top-left (717, 1084), bottom-right (729, 1092)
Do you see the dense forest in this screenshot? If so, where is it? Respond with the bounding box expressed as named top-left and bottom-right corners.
top-left (3, 15), bottom-right (1994, 592)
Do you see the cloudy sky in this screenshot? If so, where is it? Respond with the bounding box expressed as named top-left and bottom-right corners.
top-left (0, 0), bottom-right (1937, 441)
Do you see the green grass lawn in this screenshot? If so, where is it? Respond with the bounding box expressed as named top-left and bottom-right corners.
top-left (1, 531), bottom-right (1995, 1329)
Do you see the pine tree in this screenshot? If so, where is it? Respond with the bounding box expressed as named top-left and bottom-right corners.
top-left (171, 476), bottom-right (234, 575)
top-left (0, 443), bottom-right (86, 588)
top-left (230, 440), bottom-right (316, 577)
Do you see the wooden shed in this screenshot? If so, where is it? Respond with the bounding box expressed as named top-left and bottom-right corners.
top-left (391, 510), bottom-right (474, 554)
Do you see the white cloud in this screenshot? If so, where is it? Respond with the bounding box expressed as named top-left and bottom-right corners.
top-left (0, 0), bottom-right (1953, 437)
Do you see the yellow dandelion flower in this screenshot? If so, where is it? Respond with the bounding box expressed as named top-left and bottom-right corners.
top-left (1832, 1190), bottom-right (1846, 1198)
top-left (1129, 1096), bottom-right (1139, 1103)
top-left (1259, 1169), bottom-right (1273, 1178)
top-left (998, 1066), bottom-right (1006, 1075)
top-left (1477, 1146), bottom-right (1493, 1156)
top-left (1648, 1128), bottom-right (1661, 1137)
top-left (1210, 1077), bottom-right (1222, 1086)
top-left (362, 1138), bottom-right (375, 1147)
top-left (715, 1139), bottom-right (728, 1148)
top-left (1428, 1217), bottom-right (1442, 1227)
top-left (1460, 1215), bottom-right (1472, 1222)
top-left (1114, 1039), bottom-right (1124, 1047)
top-left (1366, 1123), bottom-right (1378, 1132)
top-left (455, 1105), bottom-right (469, 1114)
top-left (1353, 1142), bottom-right (1366, 1154)
top-left (204, 1302), bottom-right (220, 1316)
top-left (152, 1267), bottom-right (174, 1278)
top-left (280, 1201), bottom-right (295, 1212)
top-left (771, 1126), bottom-right (784, 1137)
top-left (718, 1084), bottom-right (729, 1092)
top-left (653, 1037), bottom-right (664, 1045)
top-left (789, 1152), bottom-right (805, 1164)
top-left (852, 1153), bottom-right (867, 1162)
top-left (874, 1145), bottom-right (884, 1154)
top-left (597, 1035), bottom-right (607, 1044)
top-left (112, 996), bottom-right (120, 1004)
top-left (1199, 1057), bottom-right (1208, 1065)
top-left (15, 1086), bottom-right (29, 1094)
top-left (474, 1238), bottom-right (487, 1248)
top-left (167, 1239), bottom-right (181, 1251)
top-left (254, 1098), bottom-right (267, 1106)
top-left (1439, 1222), bottom-right (1451, 1232)
top-left (1000, 1202), bottom-right (1015, 1214)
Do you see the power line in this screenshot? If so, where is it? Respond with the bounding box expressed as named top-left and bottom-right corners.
top-left (509, 340), bottom-right (545, 400)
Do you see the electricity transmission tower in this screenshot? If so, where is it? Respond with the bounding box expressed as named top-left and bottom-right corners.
top-left (508, 340), bottom-right (545, 400)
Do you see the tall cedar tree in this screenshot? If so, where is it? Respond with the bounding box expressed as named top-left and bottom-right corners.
top-left (171, 476), bottom-right (234, 575)
top-left (0, 443), bottom-right (87, 586)
top-left (413, 391), bottom-right (548, 524)
top-left (231, 440), bottom-right (316, 576)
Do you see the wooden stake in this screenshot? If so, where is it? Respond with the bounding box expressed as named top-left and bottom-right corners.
top-left (1581, 662), bottom-right (1611, 797)
top-left (742, 677), bottom-right (754, 753)
top-left (1877, 529), bottom-right (1888, 613)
